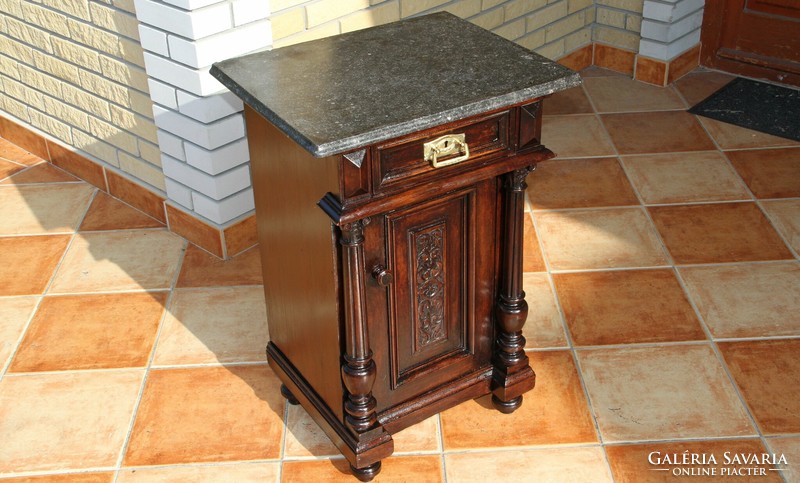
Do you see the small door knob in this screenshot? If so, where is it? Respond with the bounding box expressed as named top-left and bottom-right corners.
top-left (372, 265), bottom-right (393, 287)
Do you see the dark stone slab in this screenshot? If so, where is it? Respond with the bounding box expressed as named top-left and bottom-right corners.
top-left (211, 12), bottom-right (581, 157)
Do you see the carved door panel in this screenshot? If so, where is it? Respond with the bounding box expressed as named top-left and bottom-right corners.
top-left (365, 180), bottom-right (497, 412)
top-left (701, 0), bottom-right (800, 86)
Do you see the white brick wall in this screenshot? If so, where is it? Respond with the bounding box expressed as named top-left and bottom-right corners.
top-left (185, 138), bottom-right (250, 174)
top-left (638, 0), bottom-right (703, 60)
top-left (133, 0), bottom-right (233, 39)
top-left (192, 187), bottom-right (255, 224)
top-left (176, 90), bottom-right (243, 123)
top-left (136, 0), bottom-right (271, 226)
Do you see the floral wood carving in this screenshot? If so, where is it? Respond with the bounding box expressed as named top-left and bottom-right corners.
top-left (414, 226), bottom-right (446, 348)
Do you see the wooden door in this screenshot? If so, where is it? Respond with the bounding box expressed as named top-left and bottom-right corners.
top-left (364, 180), bottom-right (497, 413)
top-left (700, 1), bottom-right (800, 86)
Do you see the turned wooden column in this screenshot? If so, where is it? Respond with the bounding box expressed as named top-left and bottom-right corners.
top-left (492, 165), bottom-right (537, 413)
top-left (339, 219), bottom-right (383, 481)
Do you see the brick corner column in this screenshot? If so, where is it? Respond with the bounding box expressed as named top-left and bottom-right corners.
top-left (134, 0), bottom-right (271, 227)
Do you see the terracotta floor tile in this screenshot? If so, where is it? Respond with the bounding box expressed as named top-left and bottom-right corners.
top-left (0, 297), bottom-right (38, 370)
top-left (391, 415), bottom-right (440, 454)
top-left (0, 235), bottom-right (70, 296)
top-left (440, 350), bottom-right (596, 449)
top-left (527, 158), bottom-right (639, 209)
top-left (0, 163), bottom-right (79, 185)
top-left (606, 438), bottom-right (781, 483)
top-left (761, 199), bottom-right (800, 253)
top-left (176, 244), bottom-right (263, 288)
top-left (766, 437), bottom-right (800, 482)
top-left (0, 370), bottom-right (143, 473)
top-left (49, 230), bottom-right (186, 293)
top-left (621, 151), bottom-right (751, 204)
top-left (535, 208), bottom-right (668, 270)
top-left (153, 287), bottom-right (267, 365)
top-left (522, 213), bottom-right (546, 272)
top-left (577, 345), bottom-right (754, 442)
top-left (124, 365), bottom-right (284, 466)
top-left (553, 269), bottom-right (704, 346)
top-left (0, 138), bottom-right (43, 166)
top-left (1, 473), bottom-right (114, 483)
top-left (0, 184), bottom-right (95, 235)
top-left (649, 202), bottom-right (793, 264)
top-left (285, 406), bottom-right (439, 458)
top-left (283, 403), bottom-right (339, 458)
top-left (0, 159), bottom-right (25, 180)
top-left (718, 339), bottom-right (800, 435)
top-left (726, 148), bottom-right (800, 199)
top-left (281, 456), bottom-right (443, 483)
top-left (602, 111), bottom-right (716, 155)
top-left (541, 115), bottom-right (616, 158)
top-left (583, 76), bottom-right (686, 113)
top-left (9, 292), bottom-right (166, 372)
top-left (116, 463), bottom-right (280, 482)
top-left (523, 273), bottom-right (567, 349)
top-left (673, 70), bottom-right (736, 106)
top-left (542, 86), bottom-right (594, 115)
top-left (445, 447), bottom-right (613, 482)
top-left (698, 117), bottom-right (800, 150)
top-left (679, 262), bottom-right (800, 339)
top-left (80, 192), bottom-right (164, 231)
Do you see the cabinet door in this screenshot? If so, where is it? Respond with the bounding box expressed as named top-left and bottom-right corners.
top-left (366, 179), bottom-right (497, 412)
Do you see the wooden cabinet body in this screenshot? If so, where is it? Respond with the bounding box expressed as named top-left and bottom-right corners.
top-left (245, 99), bottom-right (552, 479)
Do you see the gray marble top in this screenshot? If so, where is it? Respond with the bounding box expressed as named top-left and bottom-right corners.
top-left (210, 12), bottom-right (581, 158)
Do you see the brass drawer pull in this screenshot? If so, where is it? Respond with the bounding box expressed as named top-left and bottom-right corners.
top-left (424, 134), bottom-right (470, 168)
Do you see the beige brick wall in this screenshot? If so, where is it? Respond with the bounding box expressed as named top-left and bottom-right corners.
top-left (270, 0), bottom-right (597, 60)
top-left (593, 0), bottom-right (643, 51)
top-left (0, 0), bottom-right (164, 192)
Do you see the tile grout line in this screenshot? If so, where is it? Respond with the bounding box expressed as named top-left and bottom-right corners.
top-left (437, 413), bottom-right (447, 482)
top-left (612, 152), bottom-right (679, 276)
top-left (0, 295), bottom-right (43, 380)
top-left (4, 361), bottom-right (273, 378)
top-left (10, 284), bottom-right (266, 299)
top-left (526, 195), bottom-right (616, 479)
top-left (669, 267), bottom-right (773, 460)
top-left (527, 97), bottom-right (618, 463)
top-left (278, 369), bottom-right (290, 482)
top-left (438, 442), bottom-right (607, 456)
top-left (755, 200), bottom-right (800, 261)
top-left (0, 185), bottom-right (99, 380)
top-left (715, 142), bottom-right (800, 260)
top-left (0, 159), bottom-right (35, 183)
top-left (615, 109), bottom-right (787, 469)
top-left (111, 236), bottom-right (190, 482)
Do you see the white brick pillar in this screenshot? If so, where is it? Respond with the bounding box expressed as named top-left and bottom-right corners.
top-left (133, 0), bottom-right (271, 225)
top-left (639, 0), bottom-right (704, 60)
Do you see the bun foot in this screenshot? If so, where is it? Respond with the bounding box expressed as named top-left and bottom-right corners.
top-left (280, 384), bottom-right (300, 405)
top-left (350, 462), bottom-right (381, 482)
top-left (492, 394), bottom-right (523, 414)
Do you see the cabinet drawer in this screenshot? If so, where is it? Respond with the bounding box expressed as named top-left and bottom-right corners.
top-left (373, 110), bottom-right (511, 193)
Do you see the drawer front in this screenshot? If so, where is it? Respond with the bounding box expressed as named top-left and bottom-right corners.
top-left (373, 110), bottom-right (511, 193)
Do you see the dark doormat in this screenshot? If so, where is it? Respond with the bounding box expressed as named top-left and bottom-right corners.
top-left (688, 77), bottom-right (800, 142)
